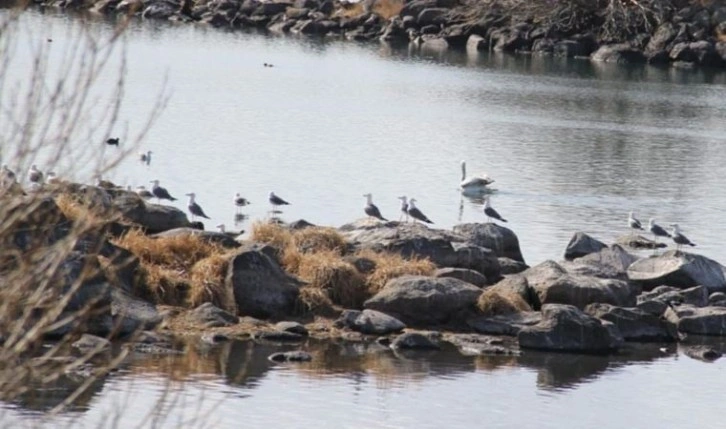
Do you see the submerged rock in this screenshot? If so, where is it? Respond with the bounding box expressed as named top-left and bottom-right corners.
top-left (364, 275), bottom-right (481, 326)
top-left (268, 351), bottom-right (312, 362)
top-left (665, 304), bottom-right (726, 336)
top-left (467, 311), bottom-right (542, 336)
top-left (391, 332), bottom-right (440, 350)
top-left (335, 309), bottom-right (406, 336)
top-left (518, 304), bottom-right (622, 353)
top-left (627, 251), bottom-right (726, 292)
top-left (190, 302), bottom-right (238, 327)
top-left (682, 345), bottom-right (722, 362)
top-left (253, 330), bottom-right (304, 342)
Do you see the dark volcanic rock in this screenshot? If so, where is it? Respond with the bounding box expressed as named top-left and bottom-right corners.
top-left (467, 311), bottom-right (542, 336)
top-left (637, 285), bottom-right (709, 308)
top-left (564, 232), bottom-right (606, 260)
top-left (268, 350), bottom-right (312, 362)
top-left (585, 303), bottom-right (677, 342)
top-left (334, 309), bottom-right (406, 335)
top-left (665, 304), bottom-right (726, 336)
top-left (435, 267), bottom-right (487, 287)
top-left (113, 194), bottom-right (190, 233)
top-left (189, 302), bottom-right (238, 327)
top-left (452, 223), bottom-right (524, 262)
top-left (498, 257), bottom-right (529, 275)
top-left (364, 275), bottom-right (481, 326)
top-left (627, 251), bottom-right (726, 293)
top-left (518, 304), bottom-right (622, 353)
top-left (391, 332), bottom-right (440, 350)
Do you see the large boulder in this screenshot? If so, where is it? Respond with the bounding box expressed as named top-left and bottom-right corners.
top-left (563, 232), bottom-right (606, 260)
top-left (562, 245), bottom-right (640, 280)
top-left (364, 275), bottom-right (481, 326)
top-left (665, 304), bottom-right (726, 336)
top-left (452, 223), bottom-right (524, 262)
top-left (113, 194), bottom-right (190, 234)
top-left (525, 260), bottom-right (638, 309)
top-left (585, 303), bottom-right (677, 342)
top-left (637, 285), bottom-right (709, 308)
top-left (627, 251), bottom-right (726, 292)
top-left (226, 247), bottom-right (301, 319)
top-left (434, 267), bottom-right (487, 287)
top-left (189, 302), bottom-right (239, 327)
top-left (334, 309), bottom-right (406, 335)
top-left (518, 304), bottom-right (622, 353)
top-left (110, 288), bottom-right (162, 335)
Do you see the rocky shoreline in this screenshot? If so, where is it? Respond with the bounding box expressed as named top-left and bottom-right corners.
top-left (22, 0), bottom-right (726, 69)
top-left (3, 180), bottom-right (726, 366)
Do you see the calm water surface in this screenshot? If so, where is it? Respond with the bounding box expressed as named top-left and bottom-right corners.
top-left (3, 9), bottom-right (726, 428)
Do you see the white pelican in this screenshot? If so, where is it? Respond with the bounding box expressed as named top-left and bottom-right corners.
top-left (460, 160), bottom-right (494, 192)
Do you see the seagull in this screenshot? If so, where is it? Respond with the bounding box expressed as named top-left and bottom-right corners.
top-left (670, 224), bottom-right (696, 250)
top-left (150, 180), bottom-right (177, 202)
top-left (269, 191), bottom-right (290, 210)
top-left (397, 196), bottom-right (409, 222)
top-left (460, 160), bottom-right (494, 192)
top-left (234, 193), bottom-right (250, 212)
top-left (648, 218), bottom-right (671, 243)
top-left (363, 193), bottom-right (387, 221)
top-left (136, 186), bottom-right (154, 199)
top-left (407, 198), bottom-right (433, 224)
top-left (483, 196), bottom-right (507, 223)
top-left (106, 137), bottom-right (119, 146)
top-left (139, 150), bottom-right (152, 164)
top-left (46, 171), bottom-right (60, 185)
top-left (628, 211), bottom-right (643, 232)
top-left (186, 192), bottom-right (210, 220)
top-left (1, 164), bottom-right (17, 186)
top-left (28, 165), bottom-right (43, 184)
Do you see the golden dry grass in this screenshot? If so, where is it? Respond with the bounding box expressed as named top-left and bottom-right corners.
top-left (296, 251), bottom-right (368, 308)
top-left (296, 287), bottom-right (336, 315)
top-left (188, 254), bottom-right (235, 313)
top-left (335, 1), bottom-right (366, 18)
top-left (476, 288), bottom-right (531, 317)
top-left (373, 0), bottom-right (404, 20)
top-left (250, 221), bottom-right (293, 250)
top-left (54, 193), bottom-right (105, 226)
top-left (113, 229), bottom-right (221, 270)
top-left (358, 248), bottom-right (436, 294)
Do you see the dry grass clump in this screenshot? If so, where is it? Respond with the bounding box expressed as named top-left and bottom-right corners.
top-left (293, 227), bottom-right (347, 254)
top-left (188, 254), bottom-right (234, 313)
top-left (476, 288), bottom-right (531, 317)
top-left (54, 193), bottom-right (105, 226)
top-left (358, 249), bottom-right (436, 294)
top-left (373, 0), bottom-right (404, 20)
top-left (113, 229), bottom-right (221, 270)
top-left (142, 264), bottom-right (189, 306)
top-left (296, 251), bottom-right (368, 308)
top-left (296, 287), bottom-right (336, 316)
top-left (250, 221), bottom-right (293, 250)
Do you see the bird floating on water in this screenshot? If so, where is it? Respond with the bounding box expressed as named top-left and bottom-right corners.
top-left (140, 150), bottom-right (152, 165)
top-left (28, 165), bottom-right (43, 184)
top-left (628, 211), bottom-right (643, 234)
top-left (363, 193), bottom-right (387, 221)
top-left (269, 191), bottom-right (290, 210)
top-left (670, 224), bottom-right (696, 250)
top-left (150, 180), bottom-right (176, 202)
top-left (397, 196), bottom-right (409, 222)
top-left (407, 198), bottom-right (433, 224)
top-left (648, 218), bottom-right (671, 243)
top-left (483, 196), bottom-right (507, 223)
top-left (136, 186), bottom-right (153, 199)
top-left (106, 137), bottom-right (119, 147)
top-left (460, 160), bottom-right (494, 192)
top-left (186, 192), bottom-right (210, 220)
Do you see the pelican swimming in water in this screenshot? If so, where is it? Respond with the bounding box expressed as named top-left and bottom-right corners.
top-left (186, 192), bottom-right (210, 220)
top-left (28, 165), bottom-right (43, 184)
top-left (648, 218), bottom-right (671, 244)
top-left (483, 196), bottom-right (507, 223)
top-left (363, 193), bottom-right (387, 221)
top-left (669, 224), bottom-right (696, 250)
top-left (397, 196), bottom-right (409, 222)
top-left (150, 180), bottom-right (177, 202)
top-left (460, 160), bottom-right (494, 192)
top-left (407, 198), bottom-right (433, 224)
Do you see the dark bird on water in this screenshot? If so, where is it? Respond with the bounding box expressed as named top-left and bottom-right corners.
top-left (648, 218), bottom-right (670, 243)
top-left (269, 191), bottom-right (290, 209)
top-left (234, 193), bottom-right (250, 212)
top-left (397, 196), bottom-right (409, 222)
top-left (363, 193), bottom-right (387, 221)
top-left (186, 192), bottom-right (210, 220)
top-left (670, 224), bottom-right (696, 249)
top-left (106, 138), bottom-right (119, 146)
top-left (150, 179), bottom-right (177, 202)
top-left (407, 198), bottom-right (433, 224)
top-left (483, 196), bottom-right (507, 223)
top-left (140, 150), bottom-right (152, 165)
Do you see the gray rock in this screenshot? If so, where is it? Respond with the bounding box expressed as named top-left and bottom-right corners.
top-left (709, 292), bottom-right (726, 305)
top-left (665, 305), bottom-right (726, 336)
top-left (400, 0), bottom-right (437, 18)
top-left (498, 257), bottom-right (529, 275)
top-left (590, 43), bottom-right (645, 63)
top-left (391, 332), bottom-right (440, 350)
top-left (417, 8), bottom-right (448, 26)
top-left (227, 247), bottom-right (301, 319)
top-left (434, 267), bottom-right (487, 287)
top-left (518, 304), bottom-right (622, 353)
top-left (113, 194), bottom-right (190, 233)
top-left (268, 351), bottom-right (312, 362)
top-left (190, 302), bottom-right (238, 327)
top-left (275, 321), bottom-right (309, 336)
top-left (646, 23), bottom-right (677, 52)
top-left (111, 288), bottom-right (162, 335)
top-left (364, 275), bottom-right (481, 326)
top-left (615, 234), bottom-right (667, 250)
top-left (585, 303), bottom-right (677, 342)
top-left (444, 333), bottom-right (520, 356)
top-left (72, 334), bottom-right (111, 353)
top-left (467, 311), bottom-right (542, 336)
top-left (485, 275), bottom-right (539, 309)
top-left (627, 251), bottom-right (726, 293)
top-left (335, 309), bottom-right (406, 335)
top-left (152, 228), bottom-right (240, 248)
top-left (636, 299), bottom-right (669, 316)
top-left (564, 232), bottom-right (606, 260)
top-left (452, 223), bottom-right (524, 262)
top-left (525, 260), bottom-right (637, 309)
top-left (568, 245), bottom-right (640, 280)
top-left (254, 1), bottom-right (290, 16)
top-left (638, 285), bottom-right (709, 308)
top-left (683, 345), bottom-right (722, 362)
top-left (254, 330), bottom-right (304, 342)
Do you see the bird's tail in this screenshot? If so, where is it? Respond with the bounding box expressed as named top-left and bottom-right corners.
top-left (501, 218), bottom-right (508, 222)
top-left (689, 242), bottom-right (696, 246)
top-left (170, 197), bottom-right (177, 201)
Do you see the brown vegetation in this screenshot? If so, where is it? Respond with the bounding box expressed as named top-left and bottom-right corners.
top-left (476, 288), bottom-right (531, 317)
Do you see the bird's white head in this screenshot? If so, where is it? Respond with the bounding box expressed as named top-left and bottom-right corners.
top-left (235, 192), bottom-right (241, 198)
top-left (216, 224), bottom-right (225, 233)
top-left (629, 211), bottom-right (635, 218)
top-left (185, 192), bottom-right (196, 198)
top-left (397, 196), bottom-right (407, 202)
top-left (648, 218), bottom-right (655, 227)
top-left (669, 223), bottom-right (681, 233)
top-left (31, 164), bottom-right (38, 171)
top-left (483, 196), bottom-right (491, 207)
top-left (409, 198), bottom-right (417, 205)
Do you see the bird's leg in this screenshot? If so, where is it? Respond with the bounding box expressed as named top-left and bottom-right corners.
top-left (398, 213), bottom-right (403, 222)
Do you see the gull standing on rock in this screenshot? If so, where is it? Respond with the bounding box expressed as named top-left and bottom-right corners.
top-left (269, 191), bottom-right (290, 211)
top-left (28, 165), bottom-right (43, 184)
top-left (363, 193), bottom-right (387, 221)
top-left (669, 224), bottom-right (696, 250)
top-left (397, 196), bottom-right (409, 222)
top-left (483, 196), bottom-right (507, 223)
top-left (648, 218), bottom-right (671, 244)
top-left (407, 198), bottom-right (433, 224)
top-left (186, 192), bottom-right (210, 220)
top-left (460, 160), bottom-right (494, 192)
top-left (150, 180), bottom-right (177, 202)
top-left (628, 211), bottom-right (643, 234)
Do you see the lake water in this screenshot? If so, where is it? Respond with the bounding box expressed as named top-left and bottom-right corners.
top-left (3, 8), bottom-right (726, 429)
